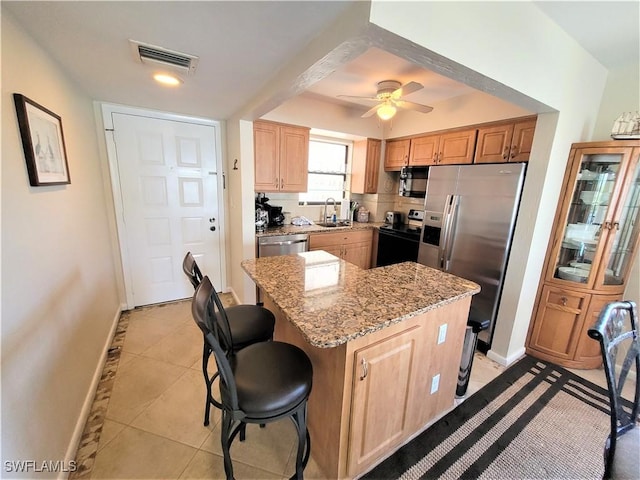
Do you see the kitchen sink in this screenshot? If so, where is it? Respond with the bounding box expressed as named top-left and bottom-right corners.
top-left (315, 220), bottom-right (352, 228)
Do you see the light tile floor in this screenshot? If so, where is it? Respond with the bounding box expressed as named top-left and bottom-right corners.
top-left (74, 298), bottom-right (612, 480)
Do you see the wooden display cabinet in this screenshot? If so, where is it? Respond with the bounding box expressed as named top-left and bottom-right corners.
top-left (527, 140), bottom-right (640, 368)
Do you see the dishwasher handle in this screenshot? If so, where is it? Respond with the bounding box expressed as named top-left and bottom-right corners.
top-left (261, 238), bottom-right (307, 247)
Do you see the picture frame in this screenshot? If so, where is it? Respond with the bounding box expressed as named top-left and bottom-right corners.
top-left (13, 93), bottom-right (70, 186)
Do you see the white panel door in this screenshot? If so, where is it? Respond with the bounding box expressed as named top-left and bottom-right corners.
top-left (111, 113), bottom-right (222, 306)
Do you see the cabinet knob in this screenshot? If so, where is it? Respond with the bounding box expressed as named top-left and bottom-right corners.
top-left (359, 358), bottom-right (368, 380)
top-left (280, 178), bottom-right (284, 189)
top-left (560, 296), bottom-right (568, 306)
top-left (503, 146), bottom-right (510, 160)
top-left (510, 146), bottom-right (518, 158)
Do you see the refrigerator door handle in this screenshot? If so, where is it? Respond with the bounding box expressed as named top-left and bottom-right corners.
top-left (443, 195), bottom-right (460, 271)
top-left (440, 194), bottom-right (453, 269)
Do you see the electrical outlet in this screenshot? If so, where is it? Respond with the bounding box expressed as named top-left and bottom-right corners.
top-left (438, 324), bottom-right (447, 344)
top-left (430, 374), bottom-right (440, 394)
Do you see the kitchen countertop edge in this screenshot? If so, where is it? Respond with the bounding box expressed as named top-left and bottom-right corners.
top-left (256, 222), bottom-right (384, 237)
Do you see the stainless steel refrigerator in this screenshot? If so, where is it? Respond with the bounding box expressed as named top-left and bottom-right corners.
top-left (417, 163), bottom-right (526, 349)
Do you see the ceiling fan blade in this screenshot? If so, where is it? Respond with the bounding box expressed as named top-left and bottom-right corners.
top-left (361, 104), bottom-right (381, 118)
top-left (337, 94), bottom-right (379, 101)
top-left (391, 81), bottom-right (423, 99)
top-left (395, 100), bottom-right (433, 114)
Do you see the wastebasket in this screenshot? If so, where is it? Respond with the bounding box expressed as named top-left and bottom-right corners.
top-left (456, 319), bottom-right (490, 398)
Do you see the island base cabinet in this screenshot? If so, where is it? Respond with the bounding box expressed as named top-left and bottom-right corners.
top-left (348, 327), bottom-right (419, 475)
top-left (263, 295), bottom-right (470, 479)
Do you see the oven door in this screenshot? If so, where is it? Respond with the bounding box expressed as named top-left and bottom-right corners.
top-left (376, 229), bottom-right (420, 267)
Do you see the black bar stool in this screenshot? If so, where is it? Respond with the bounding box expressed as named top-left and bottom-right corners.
top-left (182, 252), bottom-right (275, 425)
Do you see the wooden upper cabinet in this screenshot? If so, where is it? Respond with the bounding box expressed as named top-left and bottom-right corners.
top-left (511, 118), bottom-right (536, 162)
top-left (408, 134), bottom-right (439, 166)
top-left (437, 129), bottom-right (477, 165)
top-left (351, 139), bottom-right (381, 194)
top-left (279, 126), bottom-right (309, 192)
top-left (254, 120), bottom-right (309, 192)
top-left (475, 116), bottom-right (536, 163)
top-left (254, 122), bottom-right (280, 191)
top-left (398, 129), bottom-right (477, 168)
top-left (384, 139), bottom-right (410, 171)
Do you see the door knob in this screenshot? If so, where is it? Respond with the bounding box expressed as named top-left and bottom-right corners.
top-left (209, 226), bottom-right (216, 232)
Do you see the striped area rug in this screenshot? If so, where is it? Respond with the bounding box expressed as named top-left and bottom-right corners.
top-left (363, 355), bottom-right (613, 480)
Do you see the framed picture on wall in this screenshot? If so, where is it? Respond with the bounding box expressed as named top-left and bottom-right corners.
top-left (13, 93), bottom-right (71, 186)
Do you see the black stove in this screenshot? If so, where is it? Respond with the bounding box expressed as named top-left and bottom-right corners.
top-left (379, 224), bottom-right (422, 241)
top-left (376, 209), bottom-right (424, 267)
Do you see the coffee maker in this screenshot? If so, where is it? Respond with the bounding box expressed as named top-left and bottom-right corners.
top-left (255, 193), bottom-right (285, 227)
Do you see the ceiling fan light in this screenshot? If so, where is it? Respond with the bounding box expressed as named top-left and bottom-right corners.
top-left (377, 103), bottom-right (397, 120)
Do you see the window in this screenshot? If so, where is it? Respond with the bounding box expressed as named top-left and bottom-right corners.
top-left (299, 139), bottom-right (348, 205)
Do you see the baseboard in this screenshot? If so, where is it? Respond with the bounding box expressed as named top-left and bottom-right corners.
top-left (226, 286), bottom-right (241, 305)
top-left (60, 304), bottom-right (123, 480)
top-left (486, 346), bottom-right (526, 367)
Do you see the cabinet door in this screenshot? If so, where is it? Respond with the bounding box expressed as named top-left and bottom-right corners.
top-left (254, 122), bottom-right (280, 191)
top-left (509, 118), bottom-right (536, 162)
top-left (437, 129), bottom-right (477, 165)
top-left (574, 294), bottom-right (620, 367)
top-left (343, 241), bottom-right (372, 269)
top-left (528, 285), bottom-right (590, 361)
top-left (348, 328), bottom-right (418, 476)
top-left (279, 126), bottom-right (309, 192)
top-left (408, 134), bottom-right (439, 166)
top-left (351, 139), bottom-right (380, 194)
top-left (474, 123), bottom-right (514, 164)
top-left (365, 140), bottom-right (381, 193)
top-left (384, 139), bottom-right (410, 171)
top-left (595, 147), bottom-right (640, 291)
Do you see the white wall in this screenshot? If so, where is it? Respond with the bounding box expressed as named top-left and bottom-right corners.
top-left (368, 0), bottom-right (607, 365)
top-left (1, 11), bottom-right (121, 477)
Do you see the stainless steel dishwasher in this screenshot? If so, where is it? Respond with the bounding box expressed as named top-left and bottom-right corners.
top-left (256, 233), bottom-right (309, 303)
top-left (257, 233), bottom-right (309, 258)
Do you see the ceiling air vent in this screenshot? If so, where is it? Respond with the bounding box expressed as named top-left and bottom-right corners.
top-left (129, 40), bottom-right (199, 75)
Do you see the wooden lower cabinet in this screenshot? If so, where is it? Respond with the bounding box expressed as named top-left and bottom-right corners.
top-left (264, 295), bottom-right (471, 479)
top-left (526, 284), bottom-right (617, 368)
top-left (310, 229), bottom-right (373, 269)
top-left (348, 327), bottom-right (419, 474)
top-left (573, 294), bottom-right (619, 367)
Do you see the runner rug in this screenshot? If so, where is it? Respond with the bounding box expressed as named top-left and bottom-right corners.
top-left (362, 355), bottom-right (615, 480)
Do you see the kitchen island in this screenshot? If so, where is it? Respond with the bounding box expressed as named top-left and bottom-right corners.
top-left (241, 251), bottom-right (480, 478)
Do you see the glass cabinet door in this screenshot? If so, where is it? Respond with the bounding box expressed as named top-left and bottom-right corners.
top-left (551, 151), bottom-right (624, 285)
top-left (599, 157), bottom-right (640, 286)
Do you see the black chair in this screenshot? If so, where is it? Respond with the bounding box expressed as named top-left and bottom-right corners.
top-left (588, 300), bottom-right (640, 479)
top-left (182, 252), bottom-right (275, 425)
top-left (192, 276), bottom-right (313, 480)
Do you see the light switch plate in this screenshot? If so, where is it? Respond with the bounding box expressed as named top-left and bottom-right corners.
top-left (438, 324), bottom-right (447, 344)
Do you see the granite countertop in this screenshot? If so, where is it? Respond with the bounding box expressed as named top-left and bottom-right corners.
top-left (256, 221), bottom-right (384, 237)
top-left (241, 251), bottom-right (480, 348)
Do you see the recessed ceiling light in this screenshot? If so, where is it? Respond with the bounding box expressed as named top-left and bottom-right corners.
top-left (153, 72), bottom-right (182, 86)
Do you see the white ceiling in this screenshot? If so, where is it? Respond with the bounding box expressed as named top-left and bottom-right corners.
top-left (4, 1), bottom-right (638, 122)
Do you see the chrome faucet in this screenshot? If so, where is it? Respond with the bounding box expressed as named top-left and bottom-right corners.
top-left (324, 197), bottom-right (337, 225)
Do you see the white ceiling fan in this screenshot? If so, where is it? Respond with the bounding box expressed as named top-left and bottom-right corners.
top-left (338, 80), bottom-right (434, 120)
